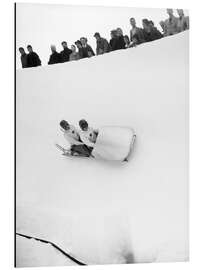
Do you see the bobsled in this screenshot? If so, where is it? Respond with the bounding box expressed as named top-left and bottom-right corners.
top-left (91, 126), bottom-right (136, 162)
top-left (56, 126), bottom-right (136, 162)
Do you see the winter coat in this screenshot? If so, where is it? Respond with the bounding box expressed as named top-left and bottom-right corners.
top-left (143, 27), bottom-right (163, 42)
top-left (20, 53), bottom-right (28, 68)
top-left (48, 52), bottom-right (61, 65)
top-left (164, 16), bottom-right (179, 36)
top-left (27, 52), bottom-right (41, 67)
top-left (96, 37), bottom-right (110, 55)
top-left (177, 16), bottom-right (189, 33)
top-left (79, 45), bottom-right (95, 58)
top-left (60, 48), bottom-right (72, 62)
top-left (130, 27), bottom-right (145, 44)
top-left (109, 37), bottom-right (118, 51)
top-left (116, 35), bottom-right (126, 50)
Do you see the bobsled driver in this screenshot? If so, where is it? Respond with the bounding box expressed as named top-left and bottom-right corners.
top-left (59, 120), bottom-right (93, 157)
top-left (79, 119), bottom-right (99, 147)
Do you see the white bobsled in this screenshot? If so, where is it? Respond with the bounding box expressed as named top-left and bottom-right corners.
top-left (92, 126), bottom-right (136, 162)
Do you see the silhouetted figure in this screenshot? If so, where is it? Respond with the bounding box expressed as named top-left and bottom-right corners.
top-left (48, 45), bottom-right (61, 65)
top-left (129, 17), bottom-right (145, 44)
top-left (116, 28), bottom-right (126, 50)
top-left (94, 32), bottom-right (110, 55)
top-left (124, 35), bottom-right (130, 48)
top-left (19, 47), bottom-right (27, 68)
top-left (109, 30), bottom-right (119, 51)
top-left (69, 45), bottom-right (80, 61)
top-left (26, 45), bottom-right (41, 67)
top-left (80, 37), bottom-right (95, 57)
top-left (164, 9), bottom-right (178, 36)
top-left (142, 19), bottom-right (163, 42)
top-left (177, 9), bottom-right (189, 32)
top-left (75, 40), bottom-right (87, 59)
top-left (60, 41), bottom-right (72, 62)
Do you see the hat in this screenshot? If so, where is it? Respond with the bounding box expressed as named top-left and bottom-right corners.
top-left (75, 40), bottom-right (82, 46)
top-left (94, 32), bottom-right (100, 37)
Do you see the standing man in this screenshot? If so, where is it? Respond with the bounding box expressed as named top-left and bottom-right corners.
top-left (142, 19), bottom-right (163, 42)
top-left (116, 28), bottom-right (126, 50)
top-left (26, 45), bottom-right (41, 67)
top-left (80, 37), bottom-right (95, 57)
top-left (48, 45), bottom-right (61, 65)
top-left (94, 32), bottom-right (110, 55)
top-left (109, 30), bottom-right (119, 51)
top-left (60, 41), bottom-right (72, 63)
top-left (164, 9), bottom-right (178, 36)
top-left (129, 17), bottom-right (145, 44)
top-left (75, 40), bottom-right (86, 58)
top-left (177, 9), bottom-right (189, 33)
top-left (19, 47), bottom-right (27, 68)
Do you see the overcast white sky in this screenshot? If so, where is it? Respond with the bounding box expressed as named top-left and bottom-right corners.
top-left (16, 3), bottom-right (188, 68)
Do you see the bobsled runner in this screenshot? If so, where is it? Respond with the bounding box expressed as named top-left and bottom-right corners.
top-left (55, 143), bottom-right (92, 158)
top-left (56, 126), bottom-right (136, 162)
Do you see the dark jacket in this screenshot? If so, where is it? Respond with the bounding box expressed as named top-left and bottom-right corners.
top-left (96, 37), bottom-right (110, 55)
top-left (86, 44), bottom-right (95, 57)
top-left (130, 27), bottom-right (146, 44)
top-left (143, 28), bottom-right (163, 42)
top-left (116, 35), bottom-right (126, 50)
top-left (60, 48), bottom-right (72, 62)
top-left (109, 37), bottom-right (119, 51)
top-left (110, 36), bottom-right (125, 51)
top-left (48, 52), bottom-right (61, 65)
top-left (20, 53), bottom-right (28, 68)
top-left (78, 47), bottom-right (88, 58)
top-left (79, 45), bottom-right (95, 58)
top-left (27, 52), bottom-right (41, 67)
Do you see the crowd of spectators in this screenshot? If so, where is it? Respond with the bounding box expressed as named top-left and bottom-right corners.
top-left (18, 9), bottom-right (189, 68)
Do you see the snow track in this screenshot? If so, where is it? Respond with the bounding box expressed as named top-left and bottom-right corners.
top-left (16, 31), bottom-right (189, 266)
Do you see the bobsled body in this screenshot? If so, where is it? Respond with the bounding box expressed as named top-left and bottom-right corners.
top-left (92, 126), bottom-right (136, 161)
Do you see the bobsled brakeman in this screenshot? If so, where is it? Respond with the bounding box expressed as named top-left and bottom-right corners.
top-left (56, 122), bottom-right (136, 162)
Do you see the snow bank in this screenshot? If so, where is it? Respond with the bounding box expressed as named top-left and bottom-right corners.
top-left (16, 31), bottom-right (189, 266)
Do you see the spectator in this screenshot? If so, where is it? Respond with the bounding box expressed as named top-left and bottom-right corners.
top-left (142, 19), bottom-right (163, 42)
top-left (19, 47), bottom-right (27, 68)
top-left (48, 45), bottom-right (61, 65)
top-left (75, 40), bottom-right (86, 58)
top-left (116, 28), bottom-right (126, 50)
top-left (94, 32), bottom-right (110, 55)
top-left (109, 30), bottom-right (119, 51)
top-left (80, 37), bottom-right (95, 57)
top-left (124, 35), bottom-right (130, 48)
top-left (60, 41), bottom-right (72, 62)
top-left (177, 9), bottom-right (189, 32)
top-left (69, 45), bottom-right (80, 61)
top-left (129, 17), bottom-right (145, 44)
top-left (164, 9), bottom-right (178, 36)
top-left (159, 21), bottom-right (167, 36)
top-left (26, 45), bottom-right (41, 67)
top-left (142, 19), bottom-right (151, 42)
top-left (149, 20), bottom-right (163, 40)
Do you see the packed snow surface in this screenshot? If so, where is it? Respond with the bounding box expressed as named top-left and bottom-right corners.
top-left (16, 31), bottom-right (189, 267)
